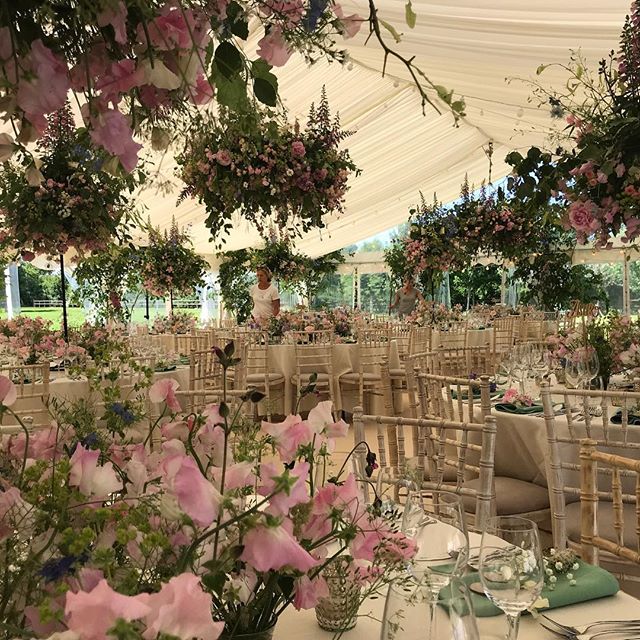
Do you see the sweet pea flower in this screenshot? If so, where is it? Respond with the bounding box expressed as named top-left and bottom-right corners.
top-left (0, 375), bottom-right (17, 406)
top-left (141, 573), bottom-right (224, 640)
top-left (240, 518), bottom-right (317, 572)
top-left (350, 517), bottom-right (416, 562)
top-left (97, 0), bottom-right (128, 44)
top-left (87, 107), bottom-right (142, 172)
top-left (191, 73), bottom-right (214, 105)
top-left (211, 461), bottom-right (255, 490)
top-left (69, 444), bottom-right (121, 497)
top-left (261, 414), bottom-right (313, 462)
top-left (258, 461), bottom-right (310, 515)
top-left (0, 487), bottom-right (32, 542)
top-left (333, 3), bottom-right (363, 38)
top-left (307, 401), bottom-right (349, 438)
top-left (293, 575), bottom-right (329, 610)
top-left (161, 454), bottom-right (221, 527)
top-left (149, 377), bottom-right (182, 413)
top-left (257, 26), bottom-right (292, 67)
top-left (65, 580), bottom-right (150, 640)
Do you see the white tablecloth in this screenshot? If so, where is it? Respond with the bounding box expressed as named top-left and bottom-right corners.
top-left (431, 328), bottom-right (493, 350)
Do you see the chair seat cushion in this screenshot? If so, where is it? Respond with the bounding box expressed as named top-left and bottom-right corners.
top-left (246, 372), bottom-right (285, 384)
top-left (340, 372), bottom-right (382, 383)
top-left (565, 500), bottom-right (639, 548)
top-left (291, 373), bottom-right (331, 384)
top-left (463, 476), bottom-right (550, 516)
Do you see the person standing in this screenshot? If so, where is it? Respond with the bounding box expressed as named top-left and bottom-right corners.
top-left (389, 278), bottom-right (424, 318)
top-left (250, 266), bottom-right (280, 320)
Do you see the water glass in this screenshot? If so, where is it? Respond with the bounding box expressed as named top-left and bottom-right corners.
top-left (479, 517), bottom-right (544, 640)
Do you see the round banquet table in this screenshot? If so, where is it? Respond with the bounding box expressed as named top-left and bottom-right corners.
top-left (431, 328), bottom-right (493, 350)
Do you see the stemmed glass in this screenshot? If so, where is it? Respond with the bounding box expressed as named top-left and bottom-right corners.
top-left (401, 490), bottom-right (469, 638)
top-left (381, 576), bottom-right (479, 640)
top-left (479, 517), bottom-right (544, 640)
top-left (564, 356), bottom-right (583, 390)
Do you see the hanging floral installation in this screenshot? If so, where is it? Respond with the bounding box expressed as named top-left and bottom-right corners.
top-left (0, 0), bottom-right (464, 175)
top-left (140, 220), bottom-right (209, 299)
top-left (0, 104), bottom-right (139, 259)
top-left (177, 89), bottom-right (360, 242)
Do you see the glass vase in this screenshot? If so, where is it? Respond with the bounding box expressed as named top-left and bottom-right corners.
top-left (315, 558), bottom-right (361, 631)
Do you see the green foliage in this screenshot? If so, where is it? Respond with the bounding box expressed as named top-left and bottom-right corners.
top-left (18, 264), bottom-right (67, 306)
top-left (450, 265), bottom-right (501, 308)
top-left (217, 249), bottom-right (253, 323)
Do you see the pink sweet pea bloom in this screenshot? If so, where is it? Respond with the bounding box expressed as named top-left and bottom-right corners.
top-left (95, 59), bottom-right (144, 103)
top-left (0, 487), bottom-right (31, 542)
top-left (350, 518), bottom-right (416, 562)
top-left (97, 0), bottom-right (128, 44)
top-left (307, 401), bottom-right (349, 438)
top-left (191, 73), bottom-right (214, 105)
top-left (149, 377), bottom-right (182, 413)
top-left (293, 575), bottom-right (329, 610)
top-left (141, 573), bottom-right (224, 640)
top-left (258, 461), bottom-right (310, 515)
top-left (240, 518), bottom-right (318, 572)
top-left (65, 580), bottom-right (150, 640)
top-left (333, 3), bottom-right (363, 38)
top-left (88, 107), bottom-right (142, 172)
top-left (211, 461), bottom-right (255, 489)
top-left (0, 375), bottom-right (17, 406)
top-left (161, 454), bottom-right (221, 527)
top-left (261, 414), bottom-right (312, 462)
top-left (257, 26), bottom-right (292, 67)
top-left (69, 444), bottom-right (122, 497)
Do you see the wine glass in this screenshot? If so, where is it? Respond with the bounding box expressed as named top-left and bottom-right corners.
top-left (381, 576), bottom-right (479, 640)
top-left (583, 347), bottom-right (600, 388)
top-left (479, 517), bottom-right (544, 640)
top-left (564, 356), bottom-right (583, 389)
top-left (401, 490), bottom-right (469, 637)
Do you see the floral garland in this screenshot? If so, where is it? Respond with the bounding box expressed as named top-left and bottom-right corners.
top-left (140, 222), bottom-right (208, 298)
top-left (176, 90), bottom-right (359, 241)
top-left (0, 106), bottom-right (137, 258)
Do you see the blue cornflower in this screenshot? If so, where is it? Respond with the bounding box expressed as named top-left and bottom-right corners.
top-left (81, 432), bottom-right (100, 449)
top-left (305, 0), bottom-right (328, 31)
top-left (40, 555), bottom-right (79, 582)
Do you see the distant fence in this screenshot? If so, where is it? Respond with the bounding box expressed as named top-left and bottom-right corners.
top-left (33, 300), bottom-right (64, 307)
top-left (172, 299), bottom-right (200, 309)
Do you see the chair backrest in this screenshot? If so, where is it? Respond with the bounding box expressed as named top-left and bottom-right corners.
top-left (541, 382), bottom-right (640, 549)
top-left (0, 363), bottom-right (51, 431)
top-left (417, 372), bottom-right (492, 422)
top-left (389, 323), bottom-right (412, 361)
top-left (174, 334), bottom-right (207, 356)
top-left (580, 439), bottom-right (640, 567)
top-left (189, 349), bottom-right (222, 391)
top-left (175, 388), bottom-right (250, 415)
top-left (433, 324), bottom-right (467, 349)
top-left (355, 328), bottom-right (390, 374)
top-left (418, 346), bottom-right (493, 378)
top-left (408, 326), bottom-right (431, 355)
top-left (352, 406), bottom-right (497, 529)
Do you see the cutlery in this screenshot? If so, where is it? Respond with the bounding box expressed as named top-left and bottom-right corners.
top-left (539, 613), bottom-right (640, 638)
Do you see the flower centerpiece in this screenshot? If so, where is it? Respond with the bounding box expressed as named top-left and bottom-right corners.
top-left (407, 301), bottom-right (463, 327)
top-left (0, 345), bottom-right (415, 639)
top-left (177, 89), bottom-right (360, 242)
top-left (140, 220), bottom-right (208, 304)
top-left (0, 105), bottom-right (138, 259)
top-left (152, 311), bottom-right (198, 335)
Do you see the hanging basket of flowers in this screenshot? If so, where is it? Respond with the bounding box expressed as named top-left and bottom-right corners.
top-left (140, 221), bottom-right (209, 299)
top-left (176, 88), bottom-right (360, 244)
top-left (0, 105), bottom-right (138, 259)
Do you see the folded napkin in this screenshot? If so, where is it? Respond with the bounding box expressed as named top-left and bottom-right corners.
top-left (611, 410), bottom-right (640, 425)
top-left (494, 402), bottom-right (544, 414)
top-left (439, 561), bottom-right (618, 617)
top-left (178, 356), bottom-right (190, 365)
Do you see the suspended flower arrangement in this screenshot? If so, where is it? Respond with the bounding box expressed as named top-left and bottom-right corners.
top-left (140, 220), bottom-right (209, 300)
top-left (0, 105), bottom-right (138, 259)
top-left (176, 88), bottom-right (360, 243)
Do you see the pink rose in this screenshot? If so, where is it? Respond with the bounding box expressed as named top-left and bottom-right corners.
top-left (567, 200), bottom-right (600, 233)
top-left (216, 149), bottom-right (232, 166)
top-left (291, 140), bottom-right (306, 157)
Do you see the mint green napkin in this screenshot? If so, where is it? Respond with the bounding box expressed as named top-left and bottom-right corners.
top-left (494, 403), bottom-right (543, 415)
top-left (155, 364), bottom-right (177, 372)
top-left (439, 561), bottom-right (618, 617)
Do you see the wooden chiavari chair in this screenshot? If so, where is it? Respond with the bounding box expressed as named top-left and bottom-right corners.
top-left (352, 407), bottom-right (497, 530)
top-left (408, 326), bottom-right (431, 355)
top-left (417, 372), bottom-right (492, 422)
top-left (580, 440), bottom-right (640, 582)
top-left (0, 362), bottom-right (51, 433)
top-left (173, 334), bottom-right (208, 356)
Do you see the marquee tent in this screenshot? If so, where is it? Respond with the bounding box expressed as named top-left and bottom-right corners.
top-left (138, 0), bottom-right (632, 259)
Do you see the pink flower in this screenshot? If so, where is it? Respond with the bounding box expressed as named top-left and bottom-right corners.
top-left (216, 149), bottom-right (232, 166)
top-left (0, 487), bottom-right (31, 542)
top-left (0, 375), bottom-right (17, 406)
top-left (141, 573), bottom-right (224, 640)
top-left (257, 26), bottom-right (292, 67)
top-left (191, 73), bottom-right (214, 105)
top-left (65, 580), bottom-right (150, 640)
top-left (16, 40), bottom-right (70, 133)
top-left (240, 518), bottom-right (318, 572)
top-left (308, 401), bottom-right (348, 438)
top-left (87, 107), bottom-right (142, 172)
top-left (293, 575), bottom-right (329, 610)
top-left (69, 444), bottom-right (121, 497)
top-left (291, 140), bottom-right (306, 157)
top-left (97, 1), bottom-right (128, 44)
top-left (211, 461), bottom-right (255, 489)
top-left (96, 59), bottom-right (144, 102)
top-left (333, 3), bottom-right (363, 38)
top-left (350, 518), bottom-right (416, 562)
top-left (261, 414), bottom-right (312, 462)
top-left (149, 377), bottom-right (182, 413)
top-left (161, 454), bottom-right (221, 527)
top-left (258, 461), bottom-right (310, 515)
top-left (502, 388), bottom-right (518, 404)
top-left (567, 200), bottom-right (600, 233)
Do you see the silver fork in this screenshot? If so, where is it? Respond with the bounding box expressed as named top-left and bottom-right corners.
top-left (539, 613), bottom-right (640, 638)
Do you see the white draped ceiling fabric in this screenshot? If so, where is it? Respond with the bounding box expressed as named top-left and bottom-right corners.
top-left (7, 2), bottom-right (633, 263)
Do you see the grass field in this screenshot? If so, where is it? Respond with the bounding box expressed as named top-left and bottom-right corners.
top-left (0, 307), bottom-right (201, 330)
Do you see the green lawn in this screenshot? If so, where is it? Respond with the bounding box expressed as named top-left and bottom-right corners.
top-left (0, 307), bottom-right (201, 330)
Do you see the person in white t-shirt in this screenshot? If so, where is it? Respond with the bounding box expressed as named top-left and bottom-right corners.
top-left (250, 266), bottom-right (280, 320)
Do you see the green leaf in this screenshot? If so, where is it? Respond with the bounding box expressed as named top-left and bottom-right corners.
top-left (405, 0), bottom-right (416, 28)
top-left (536, 64), bottom-right (549, 75)
top-left (434, 84), bottom-right (453, 104)
top-left (226, 1), bottom-right (249, 39)
top-left (215, 41), bottom-right (243, 78)
top-left (202, 572), bottom-right (226, 595)
top-left (379, 19), bottom-right (402, 43)
top-left (214, 72), bottom-right (247, 110)
top-left (253, 77), bottom-right (277, 106)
